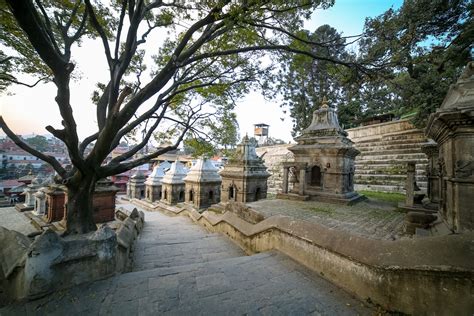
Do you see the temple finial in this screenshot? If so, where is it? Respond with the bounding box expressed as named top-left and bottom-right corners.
top-left (321, 96), bottom-right (329, 109)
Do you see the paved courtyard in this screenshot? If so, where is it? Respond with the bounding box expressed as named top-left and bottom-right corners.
top-left (247, 199), bottom-right (405, 240)
top-left (1, 203), bottom-right (374, 315)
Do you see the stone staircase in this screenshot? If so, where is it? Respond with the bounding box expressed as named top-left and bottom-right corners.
top-left (347, 122), bottom-right (429, 193)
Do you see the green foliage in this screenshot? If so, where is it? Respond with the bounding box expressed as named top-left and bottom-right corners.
top-left (183, 137), bottom-right (215, 158)
top-left (25, 135), bottom-right (49, 151)
top-left (276, 25), bottom-right (353, 136)
top-left (359, 0), bottom-right (473, 127)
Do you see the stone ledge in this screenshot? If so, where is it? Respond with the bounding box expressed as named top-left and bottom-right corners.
top-left (134, 199), bottom-right (474, 315)
top-left (0, 209), bottom-right (144, 306)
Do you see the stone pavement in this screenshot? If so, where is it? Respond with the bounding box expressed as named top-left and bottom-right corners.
top-left (0, 206), bottom-right (40, 236)
top-left (1, 203), bottom-right (373, 315)
top-left (247, 199), bottom-right (405, 240)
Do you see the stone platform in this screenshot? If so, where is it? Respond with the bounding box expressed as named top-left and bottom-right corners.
top-left (249, 198), bottom-right (404, 240)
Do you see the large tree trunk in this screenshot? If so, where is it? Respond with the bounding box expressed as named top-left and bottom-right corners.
top-left (63, 173), bottom-right (97, 235)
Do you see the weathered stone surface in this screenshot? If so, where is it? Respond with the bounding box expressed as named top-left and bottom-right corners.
top-left (145, 163), bottom-right (166, 202)
top-left (161, 161), bottom-right (187, 205)
top-left (224, 202), bottom-right (264, 224)
top-left (255, 144), bottom-right (294, 194)
top-left (426, 61), bottom-right (474, 233)
top-left (184, 158), bottom-right (221, 209)
top-left (280, 98), bottom-right (363, 204)
top-left (220, 136), bottom-right (270, 203)
top-left (0, 227), bottom-right (30, 279)
top-left (127, 170), bottom-right (146, 200)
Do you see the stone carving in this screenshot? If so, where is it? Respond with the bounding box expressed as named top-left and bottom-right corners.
top-left (454, 160), bottom-right (473, 178)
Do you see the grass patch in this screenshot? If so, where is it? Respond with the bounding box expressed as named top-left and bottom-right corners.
top-left (305, 206), bottom-right (336, 215)
top-left (359, 190), bottom-right (405, 203)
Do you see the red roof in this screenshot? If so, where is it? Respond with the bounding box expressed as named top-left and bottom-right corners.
top-left (0, 180), bottom-right (23, 188)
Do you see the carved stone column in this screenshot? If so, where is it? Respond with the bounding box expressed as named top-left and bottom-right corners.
top-left (421, 141), bottom-right (440, 205)
top-left (282, 167), bottom-right (289, 194)
top-left (299, 168), bottom-right (306, 196)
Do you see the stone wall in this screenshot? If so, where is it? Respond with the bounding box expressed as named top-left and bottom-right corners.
top-left (255, 144), bottom-right (293, 194)
top-left (255, 119), bottom-right (429, 194)
top-left (0, 209), bottom-right (144, 306)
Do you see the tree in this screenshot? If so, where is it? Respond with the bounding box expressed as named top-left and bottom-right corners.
top-left (0, 0), bottom-right (354, 235)
top-left (275, 25), bottom-right (353, 136)
top-left (25, 135), bottom-right (50, 151)
top-left (358, 0), bottom-right (473, 126)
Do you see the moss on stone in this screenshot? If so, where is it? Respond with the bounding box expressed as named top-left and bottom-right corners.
top-left (359, 190), bottom-right (405, 203)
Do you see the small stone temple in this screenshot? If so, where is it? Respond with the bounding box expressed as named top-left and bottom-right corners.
top-left (426, 61), bottom-right (474, 232)
top-left (127, 170), bottom-right (146, 200)
top-left (277, 98), bottom-right (363, 204)
top-left (184, 158), bottom-right (222, 209)
top-left (18, 174), bottom-right (43, 211)
top-left (45, 184), bottom-right (67, 223)
top-left (33, 187), bottom-right (47, 216)
top-left (220, 135), bottom-right (270, 203)
top-left (161, 160), bottom-right (187, 205)
top-left (91, 178), bottom-right (119, 223)
top-left (145, 163), bottom-right (165, 202)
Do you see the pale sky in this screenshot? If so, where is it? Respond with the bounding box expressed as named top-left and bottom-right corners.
top-left (0, 0), bottom-right (402, 144)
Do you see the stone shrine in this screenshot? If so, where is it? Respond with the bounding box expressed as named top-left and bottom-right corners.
top-left (278, 98), bottom-right (363, 204)
top-left (45, 184), bottom-right (67, 223)
top-left (145, 163), bottom-right (166, 202)
top-left (17, 174), bottom-right (43, 211)
top-left (161, 160), bottom-right (187, 205)
top-left (127, 170), bottom-right (146, 200)
top-left (184, 158), bottom-right (222, 209)
top-left (33, 188), bottom-right (47, 216)
top-left (91, 178), bottom-right (119, 223)
top-left (426, 61), bottom-right (474, 232)
top-left (220, 136), bottom-right (270, 203)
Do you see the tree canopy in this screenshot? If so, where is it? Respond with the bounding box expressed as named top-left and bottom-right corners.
top-left (276, 0), bottom-right (473, 134)
top-left (0, 0), bottom-right (356, 234)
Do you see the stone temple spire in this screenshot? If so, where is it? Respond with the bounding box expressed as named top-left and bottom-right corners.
top-left (300, 97), bottom-right (347, 140)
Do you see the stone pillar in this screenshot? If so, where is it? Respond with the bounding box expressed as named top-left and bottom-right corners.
top-left (405, 162), bottom-right (416, 207)
top-left (282, 167), bottom-right (289, 194)
top-left (299, 168), bottom-right (306, 196)
top-left (421, 141), bottom-right (440, 205)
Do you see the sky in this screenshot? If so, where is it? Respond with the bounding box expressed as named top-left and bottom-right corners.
top-left (0, 0), bottom-right (403, 144)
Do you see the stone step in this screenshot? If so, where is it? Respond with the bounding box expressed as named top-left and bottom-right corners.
top-left (355, 162), bottom-right (427, 169)
top-left (355, 168), bottom-right (427, 176)
top-left (354, 177), bottom-right (427, 186)
top-left (353, 136), bottom-right (427, 147)
top-left (356, 143), bottom-right (422, 154)
top-left (355, 174), bottom-right (427, 182)
top-left (353, 132), bottom-right (427, 144)
top-left (382, 132), bottom-right (427, 142)
top-left (356, 153), bottom-right (427, 161)
top-left (355, 158), bottom-right (427, 165)
top-left (357, 148), bottom-right (426, 157)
